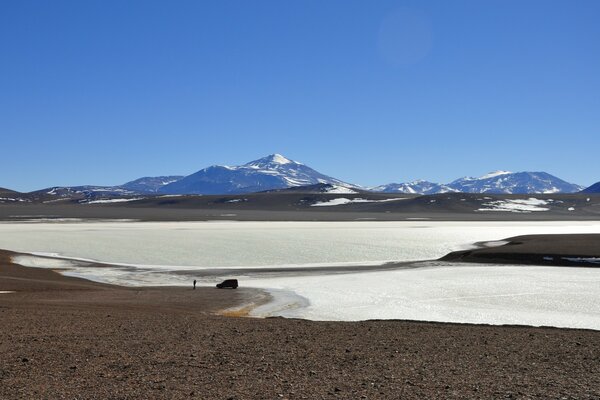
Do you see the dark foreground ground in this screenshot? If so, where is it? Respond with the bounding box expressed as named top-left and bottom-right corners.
top-left (2, 250), bottom-right (600, 399)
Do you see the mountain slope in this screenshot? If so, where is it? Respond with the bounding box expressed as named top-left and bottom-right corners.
top-left (582, 182), bottom-right (600, 194)
top-left (373, 180), bottom-right (455, 194)
top-left (121, 176), bottom-right (184, 193)
top-left (375, 171), bottom-right (583, 195)
top-left (447, 171), bottom-right (583, 194)
top-left (0, 187), bottom-right (19, 196)
top-left (159, 154), bottom-right (354, 195)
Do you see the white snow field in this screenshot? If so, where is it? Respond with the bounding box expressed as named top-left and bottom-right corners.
top-left (2, 220), bottom-right (600, 329)
top-left (476, 198), bottom-right (551, 212)
top-left (84, 198), bottom-right (144, 204)
top-left (311, 197), bottom-right (407, 206)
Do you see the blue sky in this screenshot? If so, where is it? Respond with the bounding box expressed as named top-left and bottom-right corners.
top-left (1, 0), bottom-right (599, 191)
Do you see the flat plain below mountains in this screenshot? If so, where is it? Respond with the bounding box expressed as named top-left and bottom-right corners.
top-left (1, 190), bottom-right (599, 221)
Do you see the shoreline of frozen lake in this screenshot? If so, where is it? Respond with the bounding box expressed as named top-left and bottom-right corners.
top-left (3, 220), bottom-right (600, 329)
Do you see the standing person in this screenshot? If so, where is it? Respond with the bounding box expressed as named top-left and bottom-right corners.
top-left (193, 279), bottom-right (197, 290)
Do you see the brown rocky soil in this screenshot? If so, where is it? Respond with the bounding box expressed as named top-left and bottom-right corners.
top-left (2, 250), bottom-right (600, 399)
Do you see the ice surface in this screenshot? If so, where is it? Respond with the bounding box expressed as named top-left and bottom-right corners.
top-left (247, 265), bottom-right (600, 330)
top-left (2, 221), bottom-right (600, 328)
top-left (12, 255), bottom-right (78, 270)
top-left (1, 221), bottom-right (599, 269)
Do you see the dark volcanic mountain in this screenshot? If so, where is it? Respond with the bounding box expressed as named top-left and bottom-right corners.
top-left (0, 187), bottom-right (19, 196)
top-left (582, 182), bottom-right (600, 193)
top-left (159, 154), bottom-right (354, 195)
top-left (121, 176), bottom-right (184, 193)
top-left (376, 171), bottom-right (583, 195)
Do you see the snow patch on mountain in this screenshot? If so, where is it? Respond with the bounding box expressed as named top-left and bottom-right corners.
top-left (311, 197), bottom-right (408, 207)
top-left (479, 170), bottom-right (512, 179)
top-left (476, 198), bottom-right (551, 213)
top-left (84, 198), bottom-right (144, 204)
top-left (324, 185), bottom-right (358, 194)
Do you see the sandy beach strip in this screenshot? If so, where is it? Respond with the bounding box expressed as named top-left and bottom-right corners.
top-left (2, 249), bottom-right (600, 398)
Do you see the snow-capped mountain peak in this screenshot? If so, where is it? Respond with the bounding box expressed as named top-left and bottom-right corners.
top-left (269, 153), bottom-right (294, 165)
top-left (372, 180), bottom-right (455, 195)
top-left (375, 171), bottom-right (583, 195)
top-left (159, 154), bottom-right (353, 195)
top-left (243, 153), bottom-right (300, 169)
top-left (447, 171), bottom-right (583, 194)
top-left (479, 170), bottom-right (512, 179)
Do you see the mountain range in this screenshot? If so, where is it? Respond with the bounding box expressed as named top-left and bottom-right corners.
top-left (377, 171), bottom-right (585, 195)
top-left (158, 154), bottom-right (352, 195)
top-left (2, 154), bottom-right (598, 198)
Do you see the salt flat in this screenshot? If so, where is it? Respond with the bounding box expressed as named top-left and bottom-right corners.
top-left (3, 220), bottom-right (600, 328)
top-left (2, 220), bottom-right (600, 268)
top-left (247, 264), bottom-right (600, 330)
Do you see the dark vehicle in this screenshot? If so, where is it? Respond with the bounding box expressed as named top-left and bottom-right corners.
top-left (216, 279), bottom-right (239, 289)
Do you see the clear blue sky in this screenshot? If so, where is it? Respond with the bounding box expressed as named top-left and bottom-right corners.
top-left (1, 0), bottom-right (599, 191)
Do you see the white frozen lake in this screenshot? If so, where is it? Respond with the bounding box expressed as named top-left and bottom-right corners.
top-left (3, 220), bottom-right (600, 329)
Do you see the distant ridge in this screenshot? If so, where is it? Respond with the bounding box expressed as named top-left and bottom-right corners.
top-left (0, 187), bottom-right (19, 195)
top-left (375, 171), bottom-right (583, 195)
top-left (372, 180), bottom-right (454, 195)
top-left (121, 176), bottom-right (184, 193)
top-left (1, 156), bottom-right (589, 197)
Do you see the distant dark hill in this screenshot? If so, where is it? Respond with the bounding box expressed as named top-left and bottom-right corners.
top-left (0, 187), bottom-right (19, 195)
top-left (0, 187), bottom-right (30, 204)
top-left (582, 182), bottom-right (600, 194)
